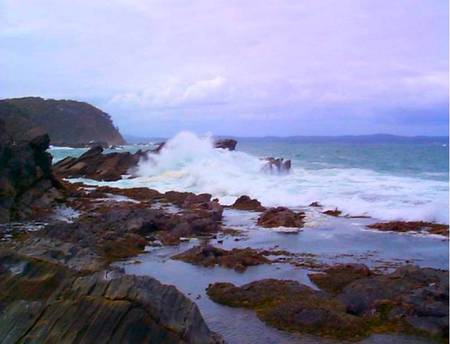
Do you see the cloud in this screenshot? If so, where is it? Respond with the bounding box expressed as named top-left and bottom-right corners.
top-left (0, 0), bottom-right (448, 135)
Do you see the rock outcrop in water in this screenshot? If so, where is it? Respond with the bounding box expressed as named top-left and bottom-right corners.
top-left (0, 97), bottom-right (125, 146)
top-left (172, 245), bottom-right (270, 272)
top-left (54, 145), bottom-right (147, 181)
top-left (257, 207), bottom-right (305, 228)
top-left (262, 157), bottom-right (291, 174)
top-left (0, 120), bottom-right (65, 222)
top-left (0, 251), bottom-right (222, 344)
top-left (231, 195), bottom-right (266, 212)
top-left (208, 264), bottom-right (449, 341)
top-left (367, 221), bottom-right (449, 237)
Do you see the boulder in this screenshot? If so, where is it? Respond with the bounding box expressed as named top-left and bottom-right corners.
top-left (257, 207), bottom-right (305, 228)
top-left (214, 139), bottom-right (237, 151)
top-left (231, 195), bottom-right (265, 211)
top-left (0, 122), bottom-right (65, 222)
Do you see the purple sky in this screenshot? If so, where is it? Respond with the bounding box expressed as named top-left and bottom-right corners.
top-left (1, 0), bottom-right (448, 136)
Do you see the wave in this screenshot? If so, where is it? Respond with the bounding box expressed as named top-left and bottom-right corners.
top-left (83, 131), bottom-right (450, 224)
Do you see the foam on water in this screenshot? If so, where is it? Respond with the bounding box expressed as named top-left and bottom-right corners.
top-left (68, 132), bottom-right (450, 224)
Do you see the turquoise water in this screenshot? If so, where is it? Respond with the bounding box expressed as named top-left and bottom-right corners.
top-left (49, 133), bottom-right (449, 223)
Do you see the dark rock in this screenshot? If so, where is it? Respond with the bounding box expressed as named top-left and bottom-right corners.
top-left (323, 209), bottom-right (342, 217)
top-left (54, 146), bottom-right (148, 181)
top-left (0, 250), bottom-right (222, 344)
top-left (257, 207), bottom-right (305, 228)
top-left (309, 201), bottom-right (322, 207)
top-left (262, 157), bottom-right (291, 174)
top-left (367, 221), bottom-right (449, 237)
top-left (172, 245), bottom-right (270, 272)
top-left (0, 124), bottom-right (65, 223)
top-left (231, 195), bottom-right (265, 211)
top-left (150, 138), bottom-right (237, 154)
top-left (214, 139), bottom-right (237, 151)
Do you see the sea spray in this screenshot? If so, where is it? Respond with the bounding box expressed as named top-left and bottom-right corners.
top-left (64, 132), bottom-right (449, 224)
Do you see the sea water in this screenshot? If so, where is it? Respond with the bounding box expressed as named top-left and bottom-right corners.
top-left (51, 131), bottom-right (449, 224)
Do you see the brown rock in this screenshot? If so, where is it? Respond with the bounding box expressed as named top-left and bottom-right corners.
top-left (309, 264), bottom-right (371, 294)
top-left (367, 221), bottom-right (449, 237)
top-left (172, 245), bottom-right (270, 272)
top-left (257, 207), bottom-right (305, 228)
top-left (231, 195), bottom-right (266, 211)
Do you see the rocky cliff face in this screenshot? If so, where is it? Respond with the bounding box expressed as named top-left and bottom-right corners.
top-left (0, 119), bottom-right (65, 222)
top-left (0, 97), bottom-right (125, 146)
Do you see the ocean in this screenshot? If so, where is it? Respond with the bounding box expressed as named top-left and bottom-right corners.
top-left (49, 131), bottom-right (449, 224)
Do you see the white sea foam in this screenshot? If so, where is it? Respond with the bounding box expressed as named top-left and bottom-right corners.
top-left (74, 131), bottom-right (450, 224)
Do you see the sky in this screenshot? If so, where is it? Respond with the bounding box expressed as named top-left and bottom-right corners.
top-left (0, 0), bottom-right (448, 137)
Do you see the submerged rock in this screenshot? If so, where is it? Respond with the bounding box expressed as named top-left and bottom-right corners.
top-left (0, 122), bottom-right (65, 223)
top-left (172, 245), bottom-right (270, 272)
top-left (257, 207), bottom-right (305, 228)
top-left (0, 250), bottom-right (223, 344)
top-left (54, 145), bottom-right (148, 181)
top-left (367, 221), bottom-right (449, 237)
top-left (231, 195), bottom-right (266, 212)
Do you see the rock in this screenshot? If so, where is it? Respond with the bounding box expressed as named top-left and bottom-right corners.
top-left (0, 250), bottom-right (223, 344)
top-left (262, 157), bottom-right (291, 174)
top-left (0, 97), bottom-right (125, 146)
top-left (231, 195), bottom-right (266, 211)
top-left (54, 146), bottom-right (148, 181)
top-left (0, 124), bottom-right (65, 223)
top-left (322, 209), bottom-right (342, 217)
top-left (257, 207), bottom-right (305, 228)
top-left (309, 264), bottom-right (372, 294)
top-left (94, 185), bottom-right (163, 202)
top-left (367, 221), bottom-right (449, 237)
top-left (214, 139), bottom-right (237, 151)
top-left (208, 265), bottom-right (449, 342)
top-left (309, 201), bottom-right (322, 207)
top-left (207, 279), bottom-right (367, 340)
top-left (172, 245), bottom-right (270, 272)
top-left (150, 138), bottom-right (237, 154)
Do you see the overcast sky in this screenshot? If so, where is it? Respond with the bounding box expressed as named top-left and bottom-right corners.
top-left (1, 0), bottom-right (448, 136)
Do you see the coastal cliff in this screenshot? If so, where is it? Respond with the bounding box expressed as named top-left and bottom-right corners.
top-left (0, 97), bottom-right (125, 146)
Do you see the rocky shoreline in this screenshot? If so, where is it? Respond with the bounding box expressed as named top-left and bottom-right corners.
top-left (0, 125), bottom-right (448, 343)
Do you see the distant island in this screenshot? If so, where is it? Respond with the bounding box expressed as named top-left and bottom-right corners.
top-left (0, 97), bottom-right (125, 147)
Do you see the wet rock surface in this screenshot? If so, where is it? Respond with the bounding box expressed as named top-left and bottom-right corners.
top-left (0, 123), bottom-right (65, 223)
top-left (207, 279), bottom-right (367, 340)
top-left (0, 251), bottom-right (222, 344)
top-left (53, 145), bottom-right (148, 181)
top-left (231, 195), bottom-right (266, 212)
top-left (257, 207), bottom-right (305, 228)
top-left (367, 221), bottom-right (449, 237)
top-left (172, 245), bottom-right (270, 272)
top-left (208, 265), bottom-right (449, 342)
